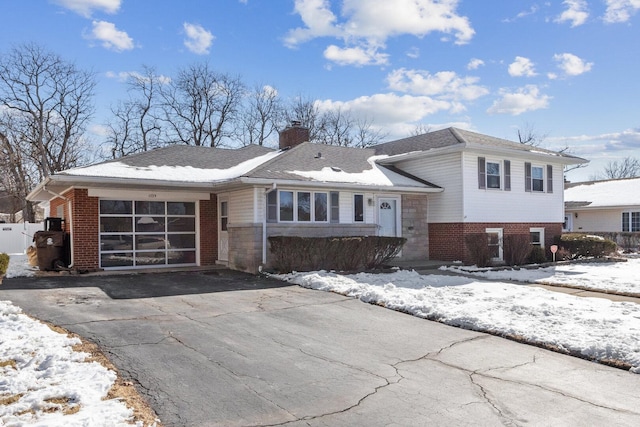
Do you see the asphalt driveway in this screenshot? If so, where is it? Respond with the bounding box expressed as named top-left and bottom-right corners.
top-left (2, 270), bottom-right (640, 426)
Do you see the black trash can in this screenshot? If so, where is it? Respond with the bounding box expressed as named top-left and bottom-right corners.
top-left (45, 217), bottom-right (64, 232)
top-left (34, 230), bottom-right (66, 271)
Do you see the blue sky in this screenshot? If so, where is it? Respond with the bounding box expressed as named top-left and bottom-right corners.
top-left (2, 0), bottom-right (640, 181)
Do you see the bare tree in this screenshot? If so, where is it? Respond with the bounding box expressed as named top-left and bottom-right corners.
top-left (284, 95), bottom-right (323, 142)
top-left (317, 107), bottom-right (353, 146)
top-left (516, 121), bottom-right (547, 146)
top-left (603, 156), bottom-right (640, 179)
top-left (0, 43), bottom-right (95, 178)
top-left (408, 123), bottom-right (432, 137)
top-left (161, 63), bottom-right (244, 147)
top-left (105, 66), bottom-right (165, 158)
top-left (353, 116), bottom-right (388, 148)
top-left (236, 84), bottom-right (283, 146)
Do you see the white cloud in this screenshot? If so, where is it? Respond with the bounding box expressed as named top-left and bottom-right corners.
top-left (553, 53), bottom-right (593, 76)
top-left (502, 5), bottom-right (539, 23)
top-left (467, 58), bottom-right (485, 70)
top-left (556, 0), bottom-right (589, 27)
top-left (406, 47), bottom-right (420, 59)
top-left (316, 93), bottom-right (451, 126)
top-left (52, 0), bottom-right (121, 17)
top-left (487, 85), bottom-right (551, 115)
top-left (604, 0), bottom-right (640, 23)
top-left (324, 44), bottom-right (389, 66)
top-left (87, 20), bottom-right (134, 52)
top-left (285, 0), bottom-right (474, 65)
top-left (387, 68), bottom-right (488, 101)
top-left (105, 70), bottom-right (171, 84)
top-left (183, 23), bottom-right (214, 55)
top-left (508, 56), bottom-right (537, 77)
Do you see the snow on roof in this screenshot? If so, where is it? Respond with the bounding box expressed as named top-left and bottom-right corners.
top-left (288, 155), bottom-right (429, 188)
top-left (565, 177), bottom-right (640, 207)
top-left (61, 150), bottom-right (283, 183)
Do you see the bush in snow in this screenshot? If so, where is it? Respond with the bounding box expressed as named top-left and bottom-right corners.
top-left (503, 234), bottom-right (533, 266)
top-left (527, 246), bottom-right (548, 264)
top-left (556, 233), bottom-right (617, 259)
top-left (268, 236), bottom-right (406, 273)
top-left (464, 233), bottom-right (492, 267)
top-left (0, 253), bottom-right (9, 275)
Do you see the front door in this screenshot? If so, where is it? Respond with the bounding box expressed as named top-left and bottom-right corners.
top-left (218, 199), bottom-right (229, 262)
top-left (378, 198), bottom-right (398, 237)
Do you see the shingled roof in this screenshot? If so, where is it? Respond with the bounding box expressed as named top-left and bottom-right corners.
top-left (375, 127), bottom-right (585, 164)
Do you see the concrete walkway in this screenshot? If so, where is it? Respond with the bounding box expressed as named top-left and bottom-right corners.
top-left (1, 271), bottom-right (639, 427)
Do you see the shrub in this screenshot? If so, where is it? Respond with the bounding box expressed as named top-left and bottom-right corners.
top-left (555, 234), bottom-right (617, 259)
top-left (503, 234), bottom-right (532, 266)
top-left (268, 236), bottom-right (406, 273)
top-left (527, 246), bottom-right (547, 264)
top-left (0, 253), bottom-right (9, 275)
top-left (464, 234), bottom-right (491, 267)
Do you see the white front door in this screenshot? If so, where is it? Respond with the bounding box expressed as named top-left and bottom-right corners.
top-left (378, 198), bottom-right (399, 237)
top-left (218, 198), bottom-right (229, 262)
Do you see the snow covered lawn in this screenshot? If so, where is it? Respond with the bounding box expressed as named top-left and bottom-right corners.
top-left (0, 300), bottom-right (141, 426)
top-left (276, 267), bottom-right (640, 374)
top-left (1, 255), bottom-right (155, 426)
top-left (441, 257), bottom-right (640, 296)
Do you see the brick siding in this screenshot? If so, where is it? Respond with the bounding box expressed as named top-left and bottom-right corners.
top-left (430, 222), bottom-right (562, 264)
top-left (199, 195), bottom-right (218, 265)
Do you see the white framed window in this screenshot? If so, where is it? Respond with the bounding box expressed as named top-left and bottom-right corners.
top-left (525, 163), bottom-right (553, 193)
top-left (622, 212), bottom-right (640, 232)
top-left (354, 194), bottom-right (364, 222)
top-left (486, 228), bottom-right (503, 261)
top-left (267, 190), bottom-right (332, 223)
top-left (478, 157), bottom-right (510, 191)
top-left (530, 227), bottom-right (545, 247)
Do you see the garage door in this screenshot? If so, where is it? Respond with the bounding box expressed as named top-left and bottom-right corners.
top-left (99, 200), bottom-right (196, 269)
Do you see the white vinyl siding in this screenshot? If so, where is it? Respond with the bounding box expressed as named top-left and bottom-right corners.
top-left (569, 208), bottom-right (640, 233)
top-left (463, 153), bottom-right (565, 223)
top-left (225, 188), bottom-right (255, 223)
top-left (395, 152), bottom-right (463, 223)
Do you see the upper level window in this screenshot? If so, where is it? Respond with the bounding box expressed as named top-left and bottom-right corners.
top-left (525, 163), bottom-right (553, 193)
top-left (486, 161), bottom-right (501, 189)
top-left (531, 166), bottom-right (544, 192)
top-left (478, 157), bottom-right (510, 191)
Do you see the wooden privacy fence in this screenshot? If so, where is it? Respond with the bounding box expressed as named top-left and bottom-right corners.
top-left (0, 223), bottom-right (44, 254)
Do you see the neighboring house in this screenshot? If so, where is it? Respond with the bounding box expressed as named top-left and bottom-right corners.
top-left (564, 177), bottom-right (640, 233)
top-left (27, 126), bottom-right (586, 273)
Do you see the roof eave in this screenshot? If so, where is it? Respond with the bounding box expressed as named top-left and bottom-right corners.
top-left (239, 177), bottom-right (443, 194)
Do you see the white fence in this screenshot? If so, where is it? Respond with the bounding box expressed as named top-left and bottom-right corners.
top-left (0, 222), bottom-right (44, 254)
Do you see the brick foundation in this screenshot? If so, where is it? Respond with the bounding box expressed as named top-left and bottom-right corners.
top-left (429, 222), bottom-right (562, 264)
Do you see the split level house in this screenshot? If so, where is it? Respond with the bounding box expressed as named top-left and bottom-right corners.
top-left (27, 126), bottom-right (587, 273)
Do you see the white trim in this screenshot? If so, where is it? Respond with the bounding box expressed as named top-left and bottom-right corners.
top-left (89, 188), bottom-right (211, 201)
top-left (529, 227), bottom-right (545, 248)
top-left (485, 227), bottom-right (503, 262)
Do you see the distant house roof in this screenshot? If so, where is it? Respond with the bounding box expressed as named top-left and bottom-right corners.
top-left (564, 177), bottom-right (640, 209)
top-left (375, 127), bottom-right (587, 165)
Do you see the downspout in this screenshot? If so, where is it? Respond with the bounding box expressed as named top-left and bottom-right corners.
top-left (262, 183), bottom-right (277, 267)
top-left (43, 186), bottom-right (74, 268)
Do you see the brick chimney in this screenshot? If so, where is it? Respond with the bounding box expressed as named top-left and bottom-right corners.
top-left (279, 121), bottom-right (310, 150)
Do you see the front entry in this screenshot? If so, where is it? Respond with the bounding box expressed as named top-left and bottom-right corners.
top-left (378, 198), bottom-right (399, 237)
top-left (218, 198), bottom-right (229, 262)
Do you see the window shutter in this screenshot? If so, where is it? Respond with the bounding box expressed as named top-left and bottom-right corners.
top-left (525, 162), bottom-right (532, 192)
top-left (546, 165), bottom-right (553, 193)
top-left (504, 160), bottom-right (511, 191)
top-left (478, 157), bottom-right (486, 189)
